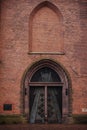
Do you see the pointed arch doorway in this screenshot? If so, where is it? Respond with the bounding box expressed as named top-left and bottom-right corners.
top-left (23, 59), bottom-right (72, 124)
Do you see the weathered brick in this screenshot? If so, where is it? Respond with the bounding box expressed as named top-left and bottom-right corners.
top-left (0, 0), bottom-right (87, 118)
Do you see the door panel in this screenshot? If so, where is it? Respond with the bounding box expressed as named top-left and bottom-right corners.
top-left (30, 86), bottom-right (45, 123)
top-left (47, 87), bottom-right (62, 123)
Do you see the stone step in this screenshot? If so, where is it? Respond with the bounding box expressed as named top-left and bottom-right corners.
top-left (0, 124), bottom-right (87, 130)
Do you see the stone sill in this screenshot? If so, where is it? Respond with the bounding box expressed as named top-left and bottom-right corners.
top-left (28, 52), bottom-right (65, 55)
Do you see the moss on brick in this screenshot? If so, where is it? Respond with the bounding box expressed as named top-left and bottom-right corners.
top-left (73, 115), bottom-right (87, 124)
top-left (0, 115), bottom-right (27, 124)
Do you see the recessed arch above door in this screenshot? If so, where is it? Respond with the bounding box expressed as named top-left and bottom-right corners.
top-left (29, 1), bottom-right (64, 54)
top-left (22, 59), bottom-right (72, 123)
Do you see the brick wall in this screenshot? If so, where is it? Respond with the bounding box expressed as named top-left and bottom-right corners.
top-left (0, 0), bottom-right (87, 116)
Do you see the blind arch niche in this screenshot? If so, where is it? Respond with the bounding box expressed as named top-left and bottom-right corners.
top-left (29, 1), bottom-right (64, 54)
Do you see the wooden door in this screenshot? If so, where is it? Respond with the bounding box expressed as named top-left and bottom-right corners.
top-left (47, 86), bottom-right (62, 123)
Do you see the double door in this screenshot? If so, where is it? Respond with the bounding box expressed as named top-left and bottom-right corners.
top-left (29, 85), bottom-right (62, 123)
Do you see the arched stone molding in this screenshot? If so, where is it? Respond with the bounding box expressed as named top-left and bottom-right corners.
top-left (21, 59), bottom-right (72, 123)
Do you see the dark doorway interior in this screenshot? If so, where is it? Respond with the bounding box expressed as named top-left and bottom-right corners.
top-left (29, 86), bottom-right (62, 124)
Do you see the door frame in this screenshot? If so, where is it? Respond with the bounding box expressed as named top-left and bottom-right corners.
top-left (22, 59), bottom-right (72, 123)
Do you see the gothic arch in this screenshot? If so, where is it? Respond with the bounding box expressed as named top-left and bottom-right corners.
top-left (29, 1), bottom-right (63, 20)
top-left (21, 59), bottom-right (72, 123)
top-left (29, 1), bottom-right (64, 53)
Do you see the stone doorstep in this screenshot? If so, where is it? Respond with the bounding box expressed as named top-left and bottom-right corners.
top-left (0, 125), bottom-right (87, 130)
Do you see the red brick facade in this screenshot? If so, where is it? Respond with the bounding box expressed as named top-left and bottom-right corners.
top-left (0, 0), bottom-right (87, 123)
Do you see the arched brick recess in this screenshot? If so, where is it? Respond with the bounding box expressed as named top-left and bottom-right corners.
top-left (21, 59), bottom-right (72, 123)
top-left (29, 1), bottom-right (64, 53)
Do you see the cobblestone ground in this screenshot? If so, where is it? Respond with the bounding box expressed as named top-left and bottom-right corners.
top-left (0, 124), bottom-right (87, 130)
